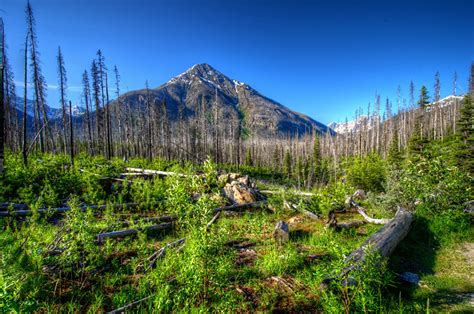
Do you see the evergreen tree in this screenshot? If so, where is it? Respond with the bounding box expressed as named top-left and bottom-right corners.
top-left (418, 85), bottom-right (430, 109)
top-left (387, 129), bottom-right (402, 168)
top-left (283, 149), bottom-right (292, 178)
top-left (296, 156), bottom-right (303, 187)
top-left (407, 116), bottom-right (428, 158)
top-left (456, 94), bottom-right (474, 173)
top-left (244, 148), bottom-right (253, 166)
top-left (311, 135), bottom-right (321, 184)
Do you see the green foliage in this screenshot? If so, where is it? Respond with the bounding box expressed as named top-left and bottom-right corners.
top-left (283, 150), bottom-right (292, 178)
top-left (258, 244), bottom-right (302, 276)
top-left (387, 129), bottom-right (403, 168)
top-left (0, 142), bottom-right (471, 312)
top-left (456, 94), bottom-right (474, 174)
top-left (244, 148), bottom-right (253, 166)
top-left (345, 153), bottom-right (386, 193)
top-left (418, 85), bottom-right (430, 109)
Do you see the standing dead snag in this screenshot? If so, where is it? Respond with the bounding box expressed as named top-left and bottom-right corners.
top-left (0, 18), bottom-right (4, 175)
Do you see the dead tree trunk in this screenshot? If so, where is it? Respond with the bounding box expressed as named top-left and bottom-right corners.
top-left (97, 223), bottom-right (173, 243)
top-left (323, 207), bottom-right (413, 288)
top-left (0, 19), bottom-right (4, 174)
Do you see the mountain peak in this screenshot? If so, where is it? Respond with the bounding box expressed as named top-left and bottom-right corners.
top-left (167, 63), bottom-right (245, 91)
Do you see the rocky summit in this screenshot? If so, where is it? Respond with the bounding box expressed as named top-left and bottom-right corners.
top-left (114, 63), bottom-right (332, 138)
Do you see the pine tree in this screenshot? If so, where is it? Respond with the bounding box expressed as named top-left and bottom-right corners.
top-left (283, 149), bottom-right (292, 178)
top-left (407, 116), bottom-right (425, 158)
top-left (456, 94), bottom-right (474, 173)
top-left (387, 128), bottom-right (402, 167)
top-left (244, 148), bottom-right (253, 166)
top-left (418, 85), bottom-right (430, 110)
top-left (311, 135), bottom-right (321, 184)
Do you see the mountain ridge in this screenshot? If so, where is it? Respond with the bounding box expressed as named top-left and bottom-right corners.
top-left (115, 63), bottom-right (333, 137)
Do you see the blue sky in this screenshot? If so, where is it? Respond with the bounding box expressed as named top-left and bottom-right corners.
top-left (2, 0), bottom-right (473, 124)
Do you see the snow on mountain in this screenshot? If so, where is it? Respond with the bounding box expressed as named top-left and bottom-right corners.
top-left (14, 96), bottom-right (85, 118)
top-left (328, 115), bottom-right (370, 134)
top-left (116, 63), bottom-right (333, 137)
top-left (329, 95), bottom-right (465, 134)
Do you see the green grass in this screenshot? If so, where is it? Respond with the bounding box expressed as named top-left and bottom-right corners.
top-left (0, 147), bottom-right (472, 312)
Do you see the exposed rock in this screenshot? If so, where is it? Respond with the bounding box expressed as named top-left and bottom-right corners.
top-left (221, 173), bottom-right (263, 205)
top-left (274, 221), bottom-right (289, 244)
top-left (399, 272), bottom-right (420, 285)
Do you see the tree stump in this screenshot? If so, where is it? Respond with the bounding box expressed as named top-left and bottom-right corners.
top-left (273, 221), bottom-right (289, 244)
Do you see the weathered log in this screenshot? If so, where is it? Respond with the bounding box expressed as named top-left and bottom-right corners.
top-left (97, 223), bottom-right (173, 243)
top-left (349, 198), bottom-right (390, 225)
top-left (322, 207), bottom-right (413, 288)
top-left (345, 207), bottom-right (412, 265)
top-left (120, 215), bottom-right (176, 227)
top-left (260, 190), bottom-right (315, 197)
top-left (333, 220), bottom-right (366, 230)
top-left (125, 167), bottom-right (188, 178)
top-left (0, 203), bottom-right (28, 210)
top-left (283, 201), bottom-right (318, 220)
top-left (301, 208), bottom-right (319, 220)
top-left (147, 238), bottom-right (186, 269)
top-left (274, 221), bottom-right (289, 244)
top-left (0, 203), bottom-right (139, 217)
top-left (206, 211), bottom-right (221, 229)
top-left (107, 295), bottom-right (155, 314)
top-left (212, 201), bottom-right (267, 214)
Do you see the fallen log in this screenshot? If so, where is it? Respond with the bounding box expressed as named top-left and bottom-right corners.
top-left (97, 223), bottom-right (173, 243)
top-left (322, 207), bottom-right (413, 288)
top-left (333, 220), bottom-right (366, 230)
top-left (260, 190), bottom-right (316, 197)
top-left (0, 203), bottom-right (139, 217)
top-left (282, 201), bottom-right (319, 220)
top-left (206, 211), bottom-right (221, 229)
top-left (348, 198), bottom-right (390, 225)
top-left (125, 167), bottom-right (188, 178)
top-left (120, 215), bottom-right (176, 227)
top-left (212, 201), bottom-right (267, 214)
top-left (107, 295), bottom-right (155, 314)
top-left (147, 238), bottom-right (186, 269)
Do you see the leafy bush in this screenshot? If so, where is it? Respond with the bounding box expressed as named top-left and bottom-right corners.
top-left (345, 153), bottom-right (386, 193)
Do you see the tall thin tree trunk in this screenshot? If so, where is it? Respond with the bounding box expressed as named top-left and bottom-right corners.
top-left (22, 32), bottom-right (28, 166)
top-left (0, 19), bottom-right (4, 174)
top-left (68, 101), bottom-right (74, 166)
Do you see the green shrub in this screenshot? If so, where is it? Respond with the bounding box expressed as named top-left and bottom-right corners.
top-left (345, 153), bottom-right (386, 193)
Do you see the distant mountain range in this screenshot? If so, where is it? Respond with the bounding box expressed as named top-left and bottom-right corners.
top-left (114, 63), bottom-right (333, 137)
top-left (14, 96), bottom-right (85, 119)
top-left (328, 95), bottom-right (465, 134)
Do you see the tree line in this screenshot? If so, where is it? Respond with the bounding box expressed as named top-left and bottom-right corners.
top-left (1, 1), bottom-right (473, 186)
